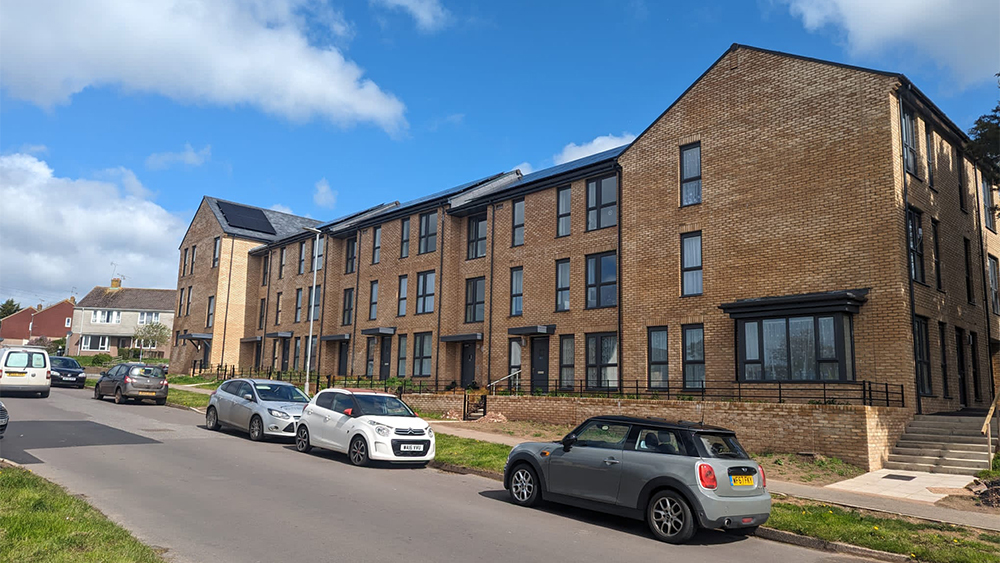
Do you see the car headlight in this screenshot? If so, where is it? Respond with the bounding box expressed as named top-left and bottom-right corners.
top-left (267, 409), bottom-right (290, 419)
top-left (375, 425), bottom-right (391, 437)
top-left (51, 371), bottom-right (61, 376)
top-left (426, 427), bottom-right (434, 438)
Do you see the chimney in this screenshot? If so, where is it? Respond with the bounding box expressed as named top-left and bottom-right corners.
top-left (36, 304), bottom-right (43, 311)
top-left (110, 278), bottom-right (122, 289)
top-left (69, 296), bottom-right (76, 305)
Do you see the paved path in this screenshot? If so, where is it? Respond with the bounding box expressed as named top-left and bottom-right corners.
top-left (0, 388), bottom-right (875, 563)
top-left (429, 420), bottom-right (525, 446)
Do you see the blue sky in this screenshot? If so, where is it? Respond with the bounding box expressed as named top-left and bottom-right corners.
top-left (1, 0), bottom-right (997, 305)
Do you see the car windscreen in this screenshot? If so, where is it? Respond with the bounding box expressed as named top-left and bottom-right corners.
top-left (353, 394), bottom-right (413, 417)
top-left (51, 357), bottom-right (82, 369)
top-left (129, 366), bottom-right (165, 378)
top-left (696, 433), bottom-right (749, 459)
top-left (254, 384), bottom-right (309, 403)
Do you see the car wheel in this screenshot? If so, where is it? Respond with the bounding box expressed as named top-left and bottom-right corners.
top-left (727, 526), bottom-right (758, 536)
top-left (248, 415), bottom-right (264, 441)
top-left (349, 435), bottom-right (370, 467)
top-left (206, 407), bottom-right (220, 430)
top-left (77, 383), bottom-right (86, 389)
top-left (93, 385), bottom-right (104, 400)
top-left (647, 490), bottom-right (696, 544)
top-left (508, 464), bottom-right (540, 507)
top-left (114, 388), bottom-right (125, 404)
top-left (154, 398), bottom-right (166, 406)
top-left (295, 426), bottom-right (312, 453)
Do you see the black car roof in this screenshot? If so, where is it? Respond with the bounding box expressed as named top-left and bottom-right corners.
top-left (587, 415), bottom-right (735, 434)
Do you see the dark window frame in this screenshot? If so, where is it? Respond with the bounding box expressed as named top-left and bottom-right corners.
top-left (964, 237), bottom-right (974, 304)
top-left (309, 284), bottom-right (320, 321)
top-left (397, 334), bottom-right (407, 377)
top-left (465, 277), bottom-right (485, 323)
top-left (182, 247), bottom-right (188, 276)
top-left (262, 254), bottom-right (270, 286)
top-left (416, 270), bottom-right (435, 315)
top-left (983, 177), bottom-right (996, 232)
top-left (932, 219), bottom-right (943, 291)
top-left (737, 314), bottom-right (855, 383)
top-left (510, 267), bottom-right (523, 316)
top-left (365, 337), bottom-right (376, 376)
top-left (274, 292), bottom-right (282, 325)
top-left (648, 326), bottom-right (669, 389)
top-left (511, 198), bottom-right (525, 247)
top-left (418, 211), bottom-right (437, 255)
top-left (467, 214), bottom-right (487, 260)
top-left (914, 316), bottom-right (932, 396)
top-left (278, 247), bottom-right (286, 279)
top-left (295, 288), bottom-right (303, 323)
top-left (682, 324), bottom-right (705, 390)
top-left (902, 105), bottom-right (917, 175)
top-left (556, 186), bottom-right (571, 237)
top-left (314, 237), bottom-right (323, 271)
top-left (585, 332), bottom-right (618, 390)
top-left (555, 258), bottom-right (570, 312)
top-left (345, 237), bottom-right (356, 274)
top-left (907, 207), bottom-right (925, 284)
top-left (680, 142), bottom-right (702, 207)
top-left (957, 147), bottom-right (968, 212)
top-left (206, 295), bottom-right (215, 328)
top-left (925, 128), bottom-right (935, 190)
top-left (397, 275), bottom-right (408, 316)
top-left (212, 236), bottom-right (221, 268)
top-left (681, 231), bottom-right (703, 296)
top-left (585, 174), bottom-right (618, 231)
top-left (342, 288), bottom-right (354, 326)
top-left (191, 245), bottom-right (196, 273)
top-left (413, 332), bottom-right (432, 377)
top-left (508, 338), bottom-right (522, 385)
top-left (372, 225), bottom-right (382, 264)
top-left (298, 241), bottom-right (306, 275)
top-left (258, 298), bottom-right (266, 330)
top-left (585, 251), bottom-right (617, 309)
top-left (938, 322), bottom-right (950, 398)
top-left (559, 334), bottom-right (574, 390)
top-left (971, 332), bottom-right (981, 401)
top-left (186, 286), bottom-right (192, 316)
top-left (369, 280), bottom-right (379, 320)
top-left (400, 218), bottom-right (410, 258)
top-left (990, 255), bottom-right (1000, 315)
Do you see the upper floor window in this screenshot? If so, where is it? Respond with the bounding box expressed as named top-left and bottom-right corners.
top-left (186, 286), bottom-right (192, 316)
top-left (258, 298), bottom-right (266, 330)
top-left (983, 177), bottom-right (995, 232)
top-left (274, 292), bottom-right (282, 325)
top-left (907, 208), bottom-right (925, 284)
top-left (182, 248), bottom-right (189, 276)
top-left (369, 281), bottom-right (379, 320)
top-left (295, 288), bottom-right (303, 322)
top-left (419, 211), bottom-right (437, 254)
top-left (397, 275), bottom-right (408, 316)
top-left (932, 220), bottom-right (942, 291)
top-left (206, 296), bottom-right (215, 328)
top-left (925, 129), bottom-right (934, 189)
top-left (465, 277), bottom-right (485, 323)
top-left (990, 256), bottom-right (1000, 315)
top-left (416, 270), bottom-right (435, 314)
top-left (400, 218), bottom-right (410, 258)
top-left (510, 267), bottom-right (523, 316)
top-left (468, 214), bottom-right (487, 259)
top-left (314, 237), bottom-right (324, 271)
top-left (342, 288), bottom-right (354, 325)
top-left (555, 259), bottom-right (570, 311)
top-left (137, 312), bottom-right (160, 325)
top-left (902, 106), bottom-right (917, 175)
top-left (586, 175), bottom-right (617, 231)
top-left (681, 232), bottom-right (703, 296)
top-left (298, 241), bottom-right (306, 275)
top-left (512, 199), bottom-right (525, 246)
top-left (956, 146), bottom-right (967, 212)
top-left (278, 247), bottom-right (286, 278)
top-left (309, 284), bottom-right (321, 321)
top-left (262, 254), bottom-right (270, 286)
top-left (212, 237), bottom-right (221, 268)
top-left (964, 237), bottom-right (974, 304)
top-left (190, 245), bottom-right (197, 273)
top-left (65, 317), bottom-right (72, 328)
top-left (585, 251), bottom-right (617, 309)
top-left (680, 142), bottom-right (702, 206)
top-left (372, 226), bottom-right (382, 264)
top-left (345, 237), bottom-right (356, 274)
top-left (91, 310), bottom-right (122, 324)
top-left (557, 186), bottom-right (571, 237)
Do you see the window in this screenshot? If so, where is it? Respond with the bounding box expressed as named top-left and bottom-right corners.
top-left (419, 211), bottom-right (437, 254)
top-left (510, 267), bottom-right (523, 316)
top-left (182, 248), bottom-right (188, 276)
top-left (902, 106), bottom-right (917, 175)
top-left (366, 337), bottom-right (376, 376)
top-left (586, 174), bottom-right (617, 231)
top-left (574, 420), bottom-right (630, 450)
top-left (586, 333), bottom-right (618, 390)
top-left (372, 226), bottom-right (381, 264)
top-left (310, 285), bottom-right (320, 321)
top-left (119, 337), bottom-right (132, 349)
top-left (342, 288), bottom-right (354, 325)
top-left (585, 251), bottom-right (617, 309)
top-left (416, 270), bottom-right (435, 314)
top-left (413, 332), bottom-right (432, 377)
top-left (467, 214), bottom-right (487, 259)
top-left (511, 199), bottom-right (525, 246)
top-left (206, 296), bottom-right (215, 328)
top-left (925, 129), bottom-right (934, 189)
top-left (258, 298), bottom-right (266, 330)
top-left (186, 287), bottom-right (192, 315)
top-left (681, 232), bottom-right (703, 296)
top-left (955, 328), bottom-right (967, 399)
top-left (91, 310), bottom-right (122, 324)
top-left (65, 317), bottom-right (72, 328)
top-left (397, 275), bottom-right (408, 316)
top-left (508, 339), bottom-right (522, 383)
top-left (295, 288), bottom-right (303, 322)
top-left (648, 327), bottom-right (669, 389)
top-left (271, 341), bottom-right (277, 368)
top-left (400, 218), bottom-right (410, 258)
top-left (914, 316), bottom-right (931, 395)
top-left (907, 208), bottom-right (925, 284)
top-left (262, 254), bottom-right (269, 286)
top-left (559, 335), bottom-right (574, 390)
top-left (939, 322), bottom-right (950, 398)
top-left (345, 237), bottom-right (356, 274)
top-left (298, 241), bottom-right (306, 274)
top-left (555, 259), bottom-right (570, 311)
top-left (556, 186), bottom-right (571, 237)
top-left (971, 332), bottom-right (982, 401)
top-left (636, 427), bottom-right (687, 455)
top-left (964, 238), bottom-right (974, 304)
top-left (137, 312), bottom-right (160, 325)
top-left (932, 220), bottom-right (942, 291)
top-left (682, 325), bottom-right (705, 389)
top-left (397, 334), bottom-right (407, 376)
top-left (680, 142), bottom-right (702, 206)
top-left (956, 146), bottom-right (968, 212)
top-left (175, 331), bottom-right (180, 347)
top-left (178, 289), bottom-right (184, 316)
top-left (314, 237), bottom-right (324, 271)
top-left (739, 315), bottom-right (854, 382)
top-left (213, 236), bottom-right (221, 268)
top-left (293, 337), bottom-right (301, 371)
top-left (465, 277), bottom-right (485, 323)
top-left (990, 256), bottom-right (1000, 315)
top-left (278, 247), bottom-right (286, 278)
top-left (369, 281), bottom-right (379, 320)
top-left (274, 292), bottom-right (282, 325)
top-left (82, 335), bottom-right (110, 351)
top-left (983, 177), bottom-right (996, 232)
top-left (190, 245), bottom-right (196, 273)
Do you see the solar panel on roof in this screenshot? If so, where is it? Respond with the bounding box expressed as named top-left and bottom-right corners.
top-left (217, 201), bottom-right (277, 235)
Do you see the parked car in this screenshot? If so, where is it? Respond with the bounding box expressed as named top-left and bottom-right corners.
top-left (50, 356), bottom-right (87, 388)
top-left (503, 415), bottom-right (770, 544)
top-left (0, 346), bottom-right (51, 398)
top-left (294, 388), bottom-right (435, 466)
top-left (93, 363), bottom-right (168, 405)
top-left (0, 399), bottom-right (8, 437)
top-left (205, 378), bottom-right (310, 441)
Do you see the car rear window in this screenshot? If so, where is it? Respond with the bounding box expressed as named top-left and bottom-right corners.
top-left (697, 433), bottom-right (749, 459)
top-left (51, 357), bottom-right (82, 369)
top-left (4, 351), bottom-right (47, 369)
top-left (129, 366), bottom-right (165, 377)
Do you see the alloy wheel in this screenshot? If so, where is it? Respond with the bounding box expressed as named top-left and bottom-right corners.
top-left (206, 408), bottom-right (218, 430)
top-left (651, 496), bottom-right (685, 537)
top-left (511, 468), bottom-right (534, 503)
top-left (350, 438), bottom-right (367, 465)
top-left (295, 426), bottom-right (311, 452)
top-left (249, 416), bottom-right (263, 441)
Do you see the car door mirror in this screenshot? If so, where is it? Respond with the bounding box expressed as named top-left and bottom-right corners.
top-left (243, 393), bottom-right (254, 402)
top-left (343, 408), bottom-right (353, 417)
top-left (100, 371), bottom-right (106, 376)
top-left (561, 433), bottom-right (577, 451)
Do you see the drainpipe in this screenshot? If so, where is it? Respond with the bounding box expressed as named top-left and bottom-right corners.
top-left (434, 209), bottom-right (445, 389)
top-left (350, 231), bottom-right (361, 376)
top-left (972, 166), bottom-right (997, 402)
top-left (615, 163), bottom-right (624, 394)
top-left (219, 236), bottom-right (235, 367)
top-left (898, 93), bottom-right (922, 415)
top-left (486, 203), bottom-right (497, 385)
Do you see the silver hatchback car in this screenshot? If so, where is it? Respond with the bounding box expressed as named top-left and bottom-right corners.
top-left (205, 378), bottom-right (309, 441)
top-left (503, 416), bottom-right (770, 544)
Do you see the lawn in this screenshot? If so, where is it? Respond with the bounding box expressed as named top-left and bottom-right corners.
top-left (753, 452), bottom-right (864, 485)
top-left (82, 380), bottom-right (210, 409)
top-left (0, 464), bottom-right (166, 563)
top-left (433, 433), bottom-right (512, 475)
top-left (166, 375), bottom-right (221, 387)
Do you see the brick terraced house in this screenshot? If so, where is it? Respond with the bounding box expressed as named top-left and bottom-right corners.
top-left (171, 45), bottom-right (998, 471)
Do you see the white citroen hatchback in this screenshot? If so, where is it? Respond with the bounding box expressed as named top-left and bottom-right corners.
top-left (294, 388), bottom-right (434, 466)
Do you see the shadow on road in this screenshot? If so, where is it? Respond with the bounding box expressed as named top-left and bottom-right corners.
top-left (279, 443), bottom-right (429, 471)
top-left (0, 420), bottom-right (160, 465)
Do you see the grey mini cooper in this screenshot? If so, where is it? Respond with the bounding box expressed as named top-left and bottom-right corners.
top-left (503, 416), bottom-right (770, 544)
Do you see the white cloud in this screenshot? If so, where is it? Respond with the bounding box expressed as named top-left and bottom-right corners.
top-left (0, 154), bottom-right (186, 301)
top-left (782, 0), bottom-right (999, 87)
top-left (0, 0), bottom-right (407, 134)
top-left (18, 144), bottom-right (48, 155)
top-left (512, 161), bottom-right (534, 175)
top-left (146, 144), bottom-right (212, 171)
top-left (371, 0), bottom-right (450, 32)
top-left (554, 133), bottom-right (636, 165)
top-left (270, 203), bottom-right (295, 214)
top-left (313, 178), bottom-right (337, 209)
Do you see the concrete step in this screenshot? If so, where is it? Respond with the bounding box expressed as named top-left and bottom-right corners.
top-left (894, 439), bottom-right (989, 452)
top-left (896, 433), bottom-right (987, 445)
top-left (913, 415), bottom-right (985, 424)
top-left (902, 425), bottom-right (987, 437)
top-left (906, 419), bottom-right (986, 430)
top-left (882, 461), bottom-right (982, 476)
top-left (890, 446), bottom-right (990, 460)
top-left (885, 454), bottom-right (989, 470)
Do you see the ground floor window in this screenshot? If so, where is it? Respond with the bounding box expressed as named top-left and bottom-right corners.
top-left (508, 339), bottom-right (522, 388)
top-left (293, 337), bottom-right (301, 371)
top-left (413, 332), bottom-right (432, 377)
top-left (82, 335), bottom-right (109, 351)
top-left (397, 335), bottom-right (407, 377)
top-left (737, 314), bottom-right (854, 382)
top-left (682, 325), bottom-right (704, 389)
top-left (366, 337), bottom-right (376, 376)
top-left (559, 335), bottom-right (574, 390)
top-left (648, 327), bottom-right (668, 389)
top-left (914, 317), bottom-right (931, 395)
top-left (586, 333), bottom-right (618, 389)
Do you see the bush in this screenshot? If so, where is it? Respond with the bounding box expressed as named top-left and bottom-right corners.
top-left (91, 353), bottom-right (112, 366)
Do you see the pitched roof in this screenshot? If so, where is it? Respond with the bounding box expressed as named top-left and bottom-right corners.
top-left (77, 287), bottom-right (176, 311)
top-left (202, 197), bottom-right (322, 243)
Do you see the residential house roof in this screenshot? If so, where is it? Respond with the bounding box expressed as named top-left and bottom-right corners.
top-left (201, 197), bottom-right (322, 244)
top-left (77, 287), bottom-right (176, 311)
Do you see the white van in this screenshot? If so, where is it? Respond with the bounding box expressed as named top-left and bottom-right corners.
top-left (0, 346), bottom-right (51, 398)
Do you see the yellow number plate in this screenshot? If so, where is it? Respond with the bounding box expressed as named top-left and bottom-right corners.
top-left (138, 391), bottom-right (156, 396)
top-left (7, 372), bottom-right (26, 377)
top-left (731, 475), bottom-right (754, 487)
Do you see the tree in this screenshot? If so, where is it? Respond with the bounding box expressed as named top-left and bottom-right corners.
top-left (132, 322), bottom-right (170, 362)
top-left (0, 298), bottom-right (21, 320)
top-left (966, 82), bottom-right (999, 186)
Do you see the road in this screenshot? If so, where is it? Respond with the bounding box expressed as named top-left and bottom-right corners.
top-left (0, 388), bottom-right (874, 563)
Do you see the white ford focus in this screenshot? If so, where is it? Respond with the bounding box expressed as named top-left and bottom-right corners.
top-left (294, 388), bottom-right (435, 466)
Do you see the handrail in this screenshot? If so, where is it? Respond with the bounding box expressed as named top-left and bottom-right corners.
top-left (487, 370), bottom-right (521, 395)
top-left (982, 392), bottom-right (999, 435)
top-left (984, 392), bottom-right (999, 466)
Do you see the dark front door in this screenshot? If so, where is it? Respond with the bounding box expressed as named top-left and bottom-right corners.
top-left (461, 342), bottom-right (476, 388)
top-left (380, 336), bottom-right (392, 380)
top-left (338, 341), bottom-right (349, 376)
top-left (956, 329), bottom-right (968, 407)
top-left (531, 337), bottom-right (549, 394)
top-left (253, 342), bottom-right (262, 369)
top-left (202, 342), bottom-right (211, 369)
top-left (281, 339), bottom-right (290, 372)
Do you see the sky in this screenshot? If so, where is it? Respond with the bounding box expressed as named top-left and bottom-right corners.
top-left (1, 0), bottom-right (998, 307)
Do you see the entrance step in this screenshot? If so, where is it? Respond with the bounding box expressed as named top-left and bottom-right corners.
top-left (890, 446), bottom-right (990, 460)
top-left (885, 454), bottom-right (989, 470)
top-left (882, 461), bottom-right (983, 475)
top-left (896, 433), bottom-right (986, 445)
top-left (893, 439), bottom-right (989, 452)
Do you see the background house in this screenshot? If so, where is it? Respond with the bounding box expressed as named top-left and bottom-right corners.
top-left (0, 298), bottom-right (76, 346)
top-left (71, 279), bottom-right (176, 358)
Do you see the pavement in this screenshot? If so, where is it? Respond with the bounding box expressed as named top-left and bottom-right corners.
top-left (0, 388), bottom-right (878, 563)
top-left (825, 468), bottom-right (974, 503)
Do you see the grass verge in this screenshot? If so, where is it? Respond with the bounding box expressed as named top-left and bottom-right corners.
top-left (753, 452), bottom-right (864, 485)
top-left (166, 375), bottom-right (222, 387)
top-left (0, 464), bottom-right (166, 562)
top-left (433, 434), bottom-right (511, 475)
top-left (81, 380), bottom-right (210, 409)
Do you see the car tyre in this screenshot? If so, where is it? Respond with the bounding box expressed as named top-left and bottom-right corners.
top-left (206, 407), bottom-right (220, 430)
top-left (249, 415), bottom-right (264, 441)
top-left (114, 388), bottom-right (125, 405)
top-left (647, 490), bottom-right (696, 544)
top-left (40, 390), bottom-right (50, 398)
top-left (77, 383), bottom-right (86, 389)
top-left (508, 464), bottom-right (541, 507)
top-left (349, 435), bottom-right (370, 467)
top-left (727, 526), bottom-right (759, 536)
top-left (295, 425), bottom-right (312, 453)
top-left (93, 385), bottom-right (104, 400)
top-left (154, 398), bottom-right (166, 406)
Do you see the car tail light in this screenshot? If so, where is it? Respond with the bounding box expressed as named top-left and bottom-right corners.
top-left (161, 380), bottom-right (168, 386)
top-left (759, 464), bottom-right (766, 488)
top-left (697, 462), bottom-right (717, 490)
top-left (124, 376), bottom-right (132, 384)
top-left (46, 370), bottom-right (51, 380)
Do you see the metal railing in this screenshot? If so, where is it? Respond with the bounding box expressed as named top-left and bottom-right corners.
top-left (486, 370), bottom-right (521, 395)
top-left (982, 392), bottom-right (1000, 466)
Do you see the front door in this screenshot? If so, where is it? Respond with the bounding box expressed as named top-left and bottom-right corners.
top-left (956, 329), bottom-right (968, 407)
top-left (461, 342), bottom-right (476, 388)
top-left (548, 419), bottom-right (630, 504)
top-left (202, 342), bottom-right (211, 370)
top-left (338, 341), bottom-right (349, 376)
top-left (531, 337), bottom-right (549, 394)
top-left (281, 339), bottom-right (290, 372)
top-left (380, 336), bottom-right (392, 380)
top-left (254, 342), bottom-right (262, 369)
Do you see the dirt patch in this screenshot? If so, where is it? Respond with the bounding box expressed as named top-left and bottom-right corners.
top-left (440, 419), bottom-right (575, 443)
top-left (935, 494), bottom-right (1000, 515)
top-left (937, 477), bottom-right (1000, 515)
top-left (473, 412), bottom-right (508, 424)
top-left (754, 452), bottom-right (865, 486)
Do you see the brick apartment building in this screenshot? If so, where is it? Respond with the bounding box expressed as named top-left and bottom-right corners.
top-left (171, 44), bottom-right (998, 434)
top-left (71, 280), bottom-right (177, 358)
top-left (0, 298), bottom-right (76, 345)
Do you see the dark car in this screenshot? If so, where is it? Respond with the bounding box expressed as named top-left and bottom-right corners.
top-left (503, 416), bottom-right (770, 544)
top-left (93, 363), bottom-right (168, 405)
top-left (50, 356), bottom-right (87, 388)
